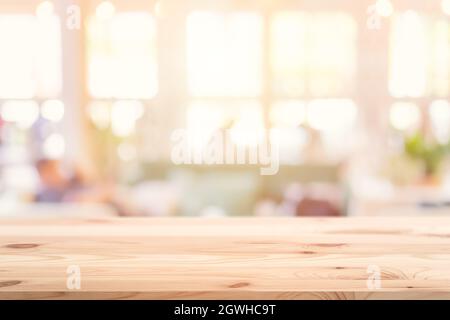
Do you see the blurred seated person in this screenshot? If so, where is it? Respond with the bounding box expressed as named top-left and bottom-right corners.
top-left (254, 183), bottom-right (343, 217)
top-left (34, 158), bottom-right (140, 216)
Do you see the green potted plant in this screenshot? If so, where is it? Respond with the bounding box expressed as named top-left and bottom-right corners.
top-left (404, 132), bottom-right (450, 185)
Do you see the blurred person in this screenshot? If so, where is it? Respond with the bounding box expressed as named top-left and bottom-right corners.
top-left (253, 183), bottom-right (343, 217)
top-left (34, 158), bottom-right (140, 216)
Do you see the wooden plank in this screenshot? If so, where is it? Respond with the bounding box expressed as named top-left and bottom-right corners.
top-left (1, 217), bottom-right (450, 299)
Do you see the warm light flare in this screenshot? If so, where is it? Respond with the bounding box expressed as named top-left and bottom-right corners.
top-left (376, 0), bottom-right (394, 18)
top-left (95, 1), bottom-right (116, 20)
top-left (41, 100), bottom-right (64, 122)
top-left (442, 0), bottom-right (450, 16)
top-left (389, 102), bottom-right (421, 131)
top-left (35, 1), bottom-right (54, 19)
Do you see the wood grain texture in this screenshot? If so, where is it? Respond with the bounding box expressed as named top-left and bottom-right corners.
top-left (1, 217), bottom-right (450, 299)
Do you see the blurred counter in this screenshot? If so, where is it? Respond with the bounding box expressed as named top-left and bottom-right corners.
top-left (0, 203), bottom-right (117, 218)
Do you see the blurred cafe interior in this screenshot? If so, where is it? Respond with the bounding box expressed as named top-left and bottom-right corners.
top-left (2, 0), bottom-right (450, 218)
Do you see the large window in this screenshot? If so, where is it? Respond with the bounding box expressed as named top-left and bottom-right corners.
top-left (271, 12), bottom-right (356, 97)
top-left (184, 9), bottom-right (358, 164)
top-left (0, 14), bottom-right (61, 99)
top-left (85, 5), bottom-right (157, 170)
top-left (186, 11), bottom-right (264, 151)
top-left (87, 12), bottom-right (157, 99)
top-left (270, 12), bottom-right (358, 162)
top-left (10, 0), bottom-right (449, 178)
top-left (0, 4), bottom-right (63, 192)
top-left (389, 10), bottom-right (450, 145)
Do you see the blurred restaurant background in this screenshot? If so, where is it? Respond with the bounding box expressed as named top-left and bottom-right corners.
top-left (2, 0), bottom-right (450, 218)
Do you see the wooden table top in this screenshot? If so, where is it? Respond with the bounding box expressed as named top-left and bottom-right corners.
top-left (1, 217), bottom-right (450, 300)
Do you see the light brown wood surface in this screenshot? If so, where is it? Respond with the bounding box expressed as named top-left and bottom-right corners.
top-left (1, 217), bottom-right (450, 299)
